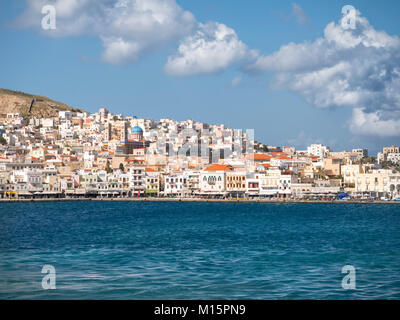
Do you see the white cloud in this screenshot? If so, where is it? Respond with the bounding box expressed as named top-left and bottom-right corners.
top-left (16, 0), bottom-right (196, 64)
top-left (291, 3), bottom-right (310, 25)
top-left (350, 108), bottom-right (400, 137)
top-left (16, 0), bottom-right (254, 72)
top-left (16, 0), bottom-right (107, 36)
top-left (248, 10), bottom-right (400, 137)
top-left (164, 22), bottom-right (256, 76)
top-left (100, 37), bottom-right (142, 64)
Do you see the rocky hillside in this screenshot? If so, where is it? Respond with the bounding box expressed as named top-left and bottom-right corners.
top-left (0, 88), bottom-right (84, 119)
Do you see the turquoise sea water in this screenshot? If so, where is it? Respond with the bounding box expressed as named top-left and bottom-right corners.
top-left (0, 201), bottom-right (399, 299)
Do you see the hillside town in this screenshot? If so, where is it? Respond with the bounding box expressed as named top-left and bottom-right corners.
top-left (0, 107), bottom-right (400, 201)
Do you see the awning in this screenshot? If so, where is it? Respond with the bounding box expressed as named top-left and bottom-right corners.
top-left (145, 189), bottom-right (159, 194)
top-left (17, 191), bottom-right (32, 195)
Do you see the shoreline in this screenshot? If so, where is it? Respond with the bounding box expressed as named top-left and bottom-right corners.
top-left (0, 198), bottom-right (399, 204)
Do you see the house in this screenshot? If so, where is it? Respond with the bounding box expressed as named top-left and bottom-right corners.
top-left (199, 164), bottom-right (233, 197)
top-left (145, 168), bottom-right (160, 196)
top-left (226, 170), bottom-right (247, 198)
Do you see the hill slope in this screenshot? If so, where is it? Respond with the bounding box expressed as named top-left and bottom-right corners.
top-left (0, 89), bottom-right (85, 118)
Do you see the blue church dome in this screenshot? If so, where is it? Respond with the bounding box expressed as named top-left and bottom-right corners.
top-left (131, 126), bottom-right (143, 133)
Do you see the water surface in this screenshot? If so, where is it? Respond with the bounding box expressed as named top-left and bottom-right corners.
top-left (0, 201), bottom-right (399, 299)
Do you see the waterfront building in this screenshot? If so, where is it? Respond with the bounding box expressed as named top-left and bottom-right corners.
top-left (226, 170), bottom-right (247, 198)
top-left (259, 169), bottom-right (281, 198)
top-left (341, 164), bottom-right (365, 189)
top-left (129, 166), bottom-right (145, 196)
top-left (354, 171), bottom-right (400, 198)
top-left (164, 172), bottom-right (189, 197)
top-left (199, 164), bottom-right (233, 197)
top-left (185, 170), bottom-right (201, 196)
top-left (145, 168), bottom-right (160, 196)
top-left (79, 172), bottom-right (99, 196)
top-left (291, 183), bottom-right (313, 198)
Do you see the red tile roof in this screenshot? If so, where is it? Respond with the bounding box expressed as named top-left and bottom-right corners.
top-left (204, 164), bottom-right (234, 172)
top-left (244, 154), bottom-right (272, 161)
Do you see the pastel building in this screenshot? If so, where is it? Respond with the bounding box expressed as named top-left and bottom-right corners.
top-left (199, 164), bottom-right (233, 196)
top-left (354, 172), bottom-right (400, 198)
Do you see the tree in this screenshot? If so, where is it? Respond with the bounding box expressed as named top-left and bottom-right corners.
top-left (353, 157), bottom-right (376, 165)
top-left (105, 160), bottom-right (113, 174)
top-left (335, 174), bottom-right (344, 180)
top-left (119, 163), bottom-right (125, 172)
top-left (380, 160), bottom-right (400, 172)
top-left (254, 141), bottom-right (269, 152)
top-left (0, 136), bottom-right (6, 145)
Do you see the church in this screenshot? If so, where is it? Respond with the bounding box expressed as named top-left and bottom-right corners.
top-left (122, 125), bottom-right (150, 154)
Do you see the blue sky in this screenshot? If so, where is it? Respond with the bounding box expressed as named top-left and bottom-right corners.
top-left (1, 0), bottom-right (400, 155)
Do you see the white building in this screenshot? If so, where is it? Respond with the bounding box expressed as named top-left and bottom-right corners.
top-left (145, 169), bottom-right (160, 196)
top-left (307, 144), bottom-right (331, 159)
top-left (279, 174), bottom-right (293, 197)
top-left (387, 153), bottom-right (400, 164)
top-left (164, 172), bottom-right (188, 197)
top-left (129, 167), bottom-right (145, 196)
top-left (352, 148), bottom-right (368, 159)
top-left (59, 111), bottom-right (73, 120)
top-left (199, 164), bottom-right (232, 197)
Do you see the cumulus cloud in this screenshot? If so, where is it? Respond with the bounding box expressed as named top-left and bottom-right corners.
top-left (164, 22), bottom-right (255, 76)
top-left (248, 10), bottom-right (400, 137)
top-left (16, 0), bottom-right (253, 72)
top-left (15, 0), bottom-right (195, 64)
top-left (100, 37), bottom-right (142, 64)
top-left (350, 108), bottom-right (400, 137)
